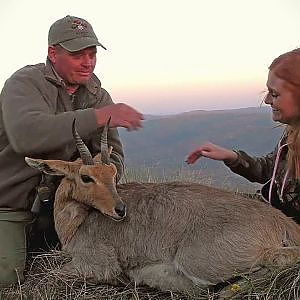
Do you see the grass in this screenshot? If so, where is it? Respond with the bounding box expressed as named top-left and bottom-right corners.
top-left (1, 251), bottom-right (211, 300)
top-left (121, 166), bottom-right (215, 186)
top-left (1, 169), bottom-right (299, 299)
top-left (121, 166), bottom-right (260, 194)
top-left (2, 251), bottom-right (300, 300)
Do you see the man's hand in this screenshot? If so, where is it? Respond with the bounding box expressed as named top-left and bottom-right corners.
top-left (186, 142), bottom-right (238, 164)
top-left (95, 103), bottom-right (144, 130)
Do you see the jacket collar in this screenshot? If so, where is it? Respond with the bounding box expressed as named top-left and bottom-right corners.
top-left (44, 58), bottom-right (99, 95)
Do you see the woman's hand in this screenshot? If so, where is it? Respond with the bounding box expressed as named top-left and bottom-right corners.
top-left (186, 142), bottom-right (238, 164)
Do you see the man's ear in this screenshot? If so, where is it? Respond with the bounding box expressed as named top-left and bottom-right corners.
top-left (25, 157), bottom-right (69, 176)
top-left (48, 46), bottom-right (57, 64)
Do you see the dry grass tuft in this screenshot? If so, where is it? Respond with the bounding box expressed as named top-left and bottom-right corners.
top-left (1, 251), bottom-right (300, 300)
top-left (0, 251), bottom-right (210, 300)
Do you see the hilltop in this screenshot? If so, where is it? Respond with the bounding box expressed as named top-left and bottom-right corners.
top-left (119, 106), bottom-right (283, 192)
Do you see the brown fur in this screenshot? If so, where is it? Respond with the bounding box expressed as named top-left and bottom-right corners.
top-left (25, 157), bottom-right (300, 292)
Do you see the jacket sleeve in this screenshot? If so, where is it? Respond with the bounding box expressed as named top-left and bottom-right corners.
top-left (224, 149), bottom-right (276, 184)
top-left (1, 68), bottom-right (98, 155)
top-left (88, 87), bottom-right (125, 182)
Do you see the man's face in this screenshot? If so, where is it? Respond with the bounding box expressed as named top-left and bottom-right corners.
top-left (48, 46), bottom-right (97, 86)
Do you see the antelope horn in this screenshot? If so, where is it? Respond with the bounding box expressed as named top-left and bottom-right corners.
top-left (72, 119), bottom-right (94, 165)
top-left (100, 117), bottom-right (111, 165)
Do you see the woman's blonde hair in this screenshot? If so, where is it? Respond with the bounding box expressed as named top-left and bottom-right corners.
top-left (269, 49), bottom-right (300, 179)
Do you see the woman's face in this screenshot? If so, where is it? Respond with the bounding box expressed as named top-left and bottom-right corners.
top-left (265, 70), bottom-right (300, 125)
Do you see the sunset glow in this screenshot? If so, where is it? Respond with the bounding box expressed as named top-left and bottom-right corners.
top-left (1, 0), bottom-right (300, 114)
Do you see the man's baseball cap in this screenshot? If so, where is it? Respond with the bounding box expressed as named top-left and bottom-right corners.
top-left (48, 15), bottom-right (107, 52)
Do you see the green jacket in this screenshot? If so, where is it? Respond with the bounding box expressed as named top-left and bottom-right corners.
top-left (0, 59), bottom-right (124, 210)
top-left (225, 134), bottom-right (300, 222)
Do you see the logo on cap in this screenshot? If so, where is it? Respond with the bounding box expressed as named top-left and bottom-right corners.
top-left (72, 19), bottom-right (87, 31)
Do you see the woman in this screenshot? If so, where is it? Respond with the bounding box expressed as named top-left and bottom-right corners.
top-left (186, 49), bottom-right (300, 223)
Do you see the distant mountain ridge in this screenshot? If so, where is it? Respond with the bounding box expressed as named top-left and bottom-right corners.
top-left (119, 106), bottom-right (283, 191)
top-left (145, 106), bottom-right (270, 120)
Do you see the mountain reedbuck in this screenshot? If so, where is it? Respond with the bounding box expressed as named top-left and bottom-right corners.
top-left (25, 120), bottom-right (300, 293)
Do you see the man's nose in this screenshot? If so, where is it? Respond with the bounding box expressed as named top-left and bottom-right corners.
top-left (81, 55), bottom-right (92, 66)
top-left (264, 94), bottom-right (272, 104)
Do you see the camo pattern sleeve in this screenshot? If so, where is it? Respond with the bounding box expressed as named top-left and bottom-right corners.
top-left (224, 149), bottom-right (276, 184)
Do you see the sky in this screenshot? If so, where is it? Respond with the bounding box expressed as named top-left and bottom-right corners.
top-left (1, 0), bottom-right (300, 115)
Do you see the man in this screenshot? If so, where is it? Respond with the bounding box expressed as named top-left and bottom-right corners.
top-left (0, 15), bottom-right (143, 286)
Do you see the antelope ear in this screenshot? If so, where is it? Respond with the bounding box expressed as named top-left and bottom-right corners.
top-left (25, 157), bottom-right (67, 176)
top-left (93, 153), bottom-right (102, 163)
top-left (93, 146), bottom-right (113, 163)
top-left (108, 145), bottom-right (113, 155)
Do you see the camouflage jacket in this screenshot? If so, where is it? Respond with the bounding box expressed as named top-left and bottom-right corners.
top-left (225, 134), bottom-right (300, 222)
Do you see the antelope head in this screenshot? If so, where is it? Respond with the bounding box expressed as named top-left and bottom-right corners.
top-left (25, 118), bottom-right (126, 221)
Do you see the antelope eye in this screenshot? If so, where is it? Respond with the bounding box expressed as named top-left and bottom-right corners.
top-left (80, 175), bottom-right (94, 183)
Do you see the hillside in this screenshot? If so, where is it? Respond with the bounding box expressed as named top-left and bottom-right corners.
top-left (119, 107), bottom-right (284, 192)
